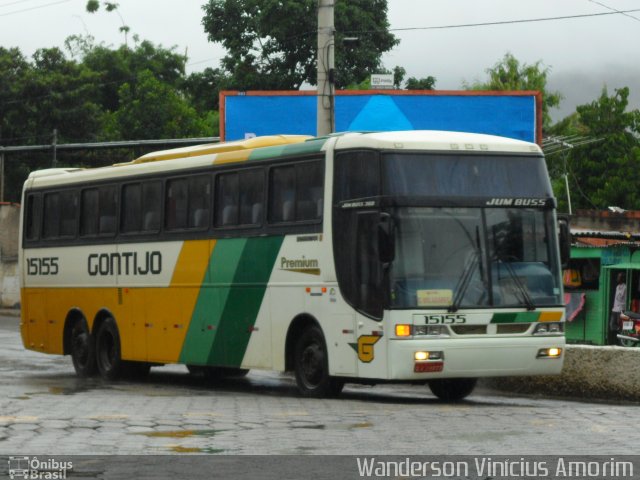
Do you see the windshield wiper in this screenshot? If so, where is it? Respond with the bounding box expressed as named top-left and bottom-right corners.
top-left (495, 257), bottom-right (536, 311)
top-left (448, 250), bottom-right (479, 313)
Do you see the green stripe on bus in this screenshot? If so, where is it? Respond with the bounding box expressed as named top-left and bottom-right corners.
top-left (248, 139), bottom-right (326, 162)
top-left (207, 236), bottom-right (284, 367)
top-left (491, 312), bottom-right (540, 323)
top-left (178, 238), bottom-right (247, 365)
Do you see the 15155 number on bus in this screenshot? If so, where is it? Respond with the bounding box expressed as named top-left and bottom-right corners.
top-left (26, 257), bottom-right (59, 276)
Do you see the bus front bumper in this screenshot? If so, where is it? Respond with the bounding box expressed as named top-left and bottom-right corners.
top-left (387, 336), bottom-right (565, 380)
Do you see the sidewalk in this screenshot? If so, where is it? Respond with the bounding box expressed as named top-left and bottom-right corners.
top-left (0, 308), bottom-right (20, 317)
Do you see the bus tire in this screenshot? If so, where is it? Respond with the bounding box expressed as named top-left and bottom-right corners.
top-left (428, 378), bottom-right (477, 402)
top-left (95, 317), bottom-right (125, 380)
top-left (294, 326), bottom-right (343, 397)
top-left (70, 318), bottom-right (97, 377)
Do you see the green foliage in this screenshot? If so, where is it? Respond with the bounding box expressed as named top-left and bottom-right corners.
top-left (405, 76), bottom-right (436, 90)
top-left (467, 52), bottom-right (561, 129)
top-left (183, 67), bottom-right (230, 112)
top-left (553, 87), bottom-right (640, 211)
top-left (201, 0), bottom-right (398, 89)
top-left (0, 41), bottom-right (217, 201)
top-left (108, 70), bottom-right (209, 140)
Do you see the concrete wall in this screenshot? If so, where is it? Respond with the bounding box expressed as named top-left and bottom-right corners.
top-left (0, 203), bottom-right (20, 308)
top-left (484, 344), bottom-right (640, 401)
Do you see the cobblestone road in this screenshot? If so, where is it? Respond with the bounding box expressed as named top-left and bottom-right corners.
top-left (1, 314), bottom-right (638, 456)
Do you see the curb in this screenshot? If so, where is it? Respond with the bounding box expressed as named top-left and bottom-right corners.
top-left (483, 344), bottom-right (640, 402)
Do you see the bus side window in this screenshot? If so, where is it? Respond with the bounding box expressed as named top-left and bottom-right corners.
top-left (42, 193), bottom-right (61, 239)
top-left (25, 194), bottom-right (42, 241)
top-left (269, 166), bottom-right (295, 223)
top-left (240, 169), bottom-right (264, 225)
top-left (333, 151), bottom-right (380, 203)
top-left (98, 186), bottom-right (117, 236)
top-left (121, 183), bottom-right (142, 233)
top-left (59, 190), bottom-right (78, 238)
top-left (142, 182), bottom-right (162, 232)
top-left (216, 173), bottom-right (239, 227)
top-left (188, 175), bottom-right (211, 229)
top-left (81, 189), bottom-right (99, 236)
top-left (165, 178), bottom-right (188, 230)
top-left (297, 161), bottom-right (323, 221)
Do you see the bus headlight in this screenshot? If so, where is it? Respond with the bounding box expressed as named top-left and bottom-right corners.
top-left (412, 325), bottom-right (450, 337)
top-left (533, 322), bottom-right (564, 335)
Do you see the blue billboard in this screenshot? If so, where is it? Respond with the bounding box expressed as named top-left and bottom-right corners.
top-left (221, 90), bottom-right (541, 144)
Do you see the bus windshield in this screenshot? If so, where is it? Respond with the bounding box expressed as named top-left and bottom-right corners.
top-left (383, 152), bottom-right (553, 198)
top-left (390, 207), bottom-right (562, 309)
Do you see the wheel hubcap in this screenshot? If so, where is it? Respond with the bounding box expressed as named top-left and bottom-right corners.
top-left (301, 343), bottom-right (324, 387)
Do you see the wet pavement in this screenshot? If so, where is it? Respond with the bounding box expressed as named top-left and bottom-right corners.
top-left (1, 313), bottom-right (638, 456)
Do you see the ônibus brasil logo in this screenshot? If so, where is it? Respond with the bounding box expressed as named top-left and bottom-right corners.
top-left (8, 456), bottom-right (72, 479)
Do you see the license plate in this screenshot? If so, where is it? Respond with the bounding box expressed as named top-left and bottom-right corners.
top-left (623, 321), bottom-right (634, 330)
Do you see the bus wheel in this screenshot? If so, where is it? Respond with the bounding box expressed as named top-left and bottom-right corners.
top-left (95, 317), bottom-right (124, 380)
top-left (294, 326), bottom-right (343, 397)
top-left (70, 319), bottom-right (97, 377)
top-left (428, 378), bottom-right (477, 402)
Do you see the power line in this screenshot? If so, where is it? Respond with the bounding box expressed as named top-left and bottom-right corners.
top-left (0, 0), bottom-right (48, 8)
top-left (343, 8), bottom-right (640, 35)
top-left (587, 0), bottom-right (640, 23)
top-left (0, 0), bottom-right (70, 17)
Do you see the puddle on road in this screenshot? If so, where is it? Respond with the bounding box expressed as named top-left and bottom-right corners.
top-left (138, 429), bottom-right (223, 438)
top-left (350, 421), bottom-right (373, 429)
top-left (291, 424), bottom-right (326, 430)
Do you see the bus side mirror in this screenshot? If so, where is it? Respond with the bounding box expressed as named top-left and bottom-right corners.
top-left (378, 212), bottom-right (395, 264)
top-left (558, 216), bottom-right (571, 269)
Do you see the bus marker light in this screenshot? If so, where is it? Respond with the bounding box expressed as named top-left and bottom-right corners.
top-left (415, 362), bottom-right (444, 373)
top-left (395, 324), bottom-right (411, 337)
top-left (539, 311), bottom-right (563, 322)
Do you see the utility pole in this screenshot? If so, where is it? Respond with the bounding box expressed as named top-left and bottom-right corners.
top-left (317, 0), bottom-right (335, 136)
top-left (52, 129), bottom-right (58, 168)
top-left (0, 150), bottom-right (4, 203)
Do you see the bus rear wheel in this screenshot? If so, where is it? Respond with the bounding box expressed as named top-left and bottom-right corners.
top-left (294, 326), bottom-right (344, 397)
top-left (95, 317), bottom-right (125, 380)
top-left (70, 319), bottom-right (97, 377)
top-left (428, 378), bottom-right (477, 401)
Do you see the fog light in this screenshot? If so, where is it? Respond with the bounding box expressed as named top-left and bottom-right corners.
top-left (415, 351), bottom-right (429, 361)
top-left (395, 324), bottom-right (411, 337)
top-left (537, 347), bottom-right (562, 358)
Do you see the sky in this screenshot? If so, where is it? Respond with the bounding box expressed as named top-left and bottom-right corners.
top-left (1, 0), bottom-right (639, 122)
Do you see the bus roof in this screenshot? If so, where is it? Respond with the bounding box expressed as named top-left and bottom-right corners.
top-left (333, 130), bottom-right (542, 154)
top-left (25, 131), bottom-right (541, 189)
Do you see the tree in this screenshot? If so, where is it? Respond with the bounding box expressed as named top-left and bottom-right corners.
top-left (105, 70), bottom-right (209, 140)
top-left (466, 52), bottom-right (561, 129)
top-left (184, 67), bottom-right (230, 113)
top-left (405, 76), bottom-right (436, 90)
top-left (201, 0), bottom-right (398, 90)
top-left (556, 87), bottom-right (640, 210)
top-left (85, 1), bottom-right (130, 46)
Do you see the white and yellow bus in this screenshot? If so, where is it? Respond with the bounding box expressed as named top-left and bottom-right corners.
top-left (19, 131), bottom-right (568, 400)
